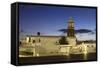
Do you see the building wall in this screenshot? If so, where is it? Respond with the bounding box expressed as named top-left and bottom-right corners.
top-left (20, 36), bottom-right (61, 54)
top-left (19, 36), bottom-right (96, 57)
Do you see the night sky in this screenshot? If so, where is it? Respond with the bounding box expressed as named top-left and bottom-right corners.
top-left (19, 4), bottom-right (96, 40)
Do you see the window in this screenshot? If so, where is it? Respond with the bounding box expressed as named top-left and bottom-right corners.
top-left (33, 40), bottom-right (35, 43)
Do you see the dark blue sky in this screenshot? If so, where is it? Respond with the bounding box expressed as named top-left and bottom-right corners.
top-left (19, 4), bottom-right (96, 40)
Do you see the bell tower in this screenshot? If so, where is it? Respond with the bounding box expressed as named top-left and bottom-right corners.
top-left (67, 17), bottom-right (76, 46)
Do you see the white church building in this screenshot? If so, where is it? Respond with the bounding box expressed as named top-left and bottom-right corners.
top-left (19, 17), bottom-right (96, 57)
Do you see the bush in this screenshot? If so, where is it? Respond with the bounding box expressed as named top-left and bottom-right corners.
top-left (59, 36), bottom-right (68, 44)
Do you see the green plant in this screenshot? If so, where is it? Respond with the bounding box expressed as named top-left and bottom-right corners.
top-left (59, 36), bottom-right (68, 44)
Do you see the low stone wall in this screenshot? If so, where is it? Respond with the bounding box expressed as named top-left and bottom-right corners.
top-left (59, 43), bottom-right (96, 55)
top-left (19, 43), bottom-right (96, 57)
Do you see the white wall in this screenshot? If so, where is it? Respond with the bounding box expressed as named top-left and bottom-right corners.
top-left (0, 0), bottom-right (99, 68)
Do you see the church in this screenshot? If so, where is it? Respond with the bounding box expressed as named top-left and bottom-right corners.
top-left (19, 17), bottom-right (96, 57)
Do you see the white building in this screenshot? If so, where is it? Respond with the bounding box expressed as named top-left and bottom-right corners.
top-left (19, 17), bottom-right (96, 57)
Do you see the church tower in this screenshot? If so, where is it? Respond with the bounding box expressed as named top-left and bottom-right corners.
top-left (67, 17), bottom-right (76, 46)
